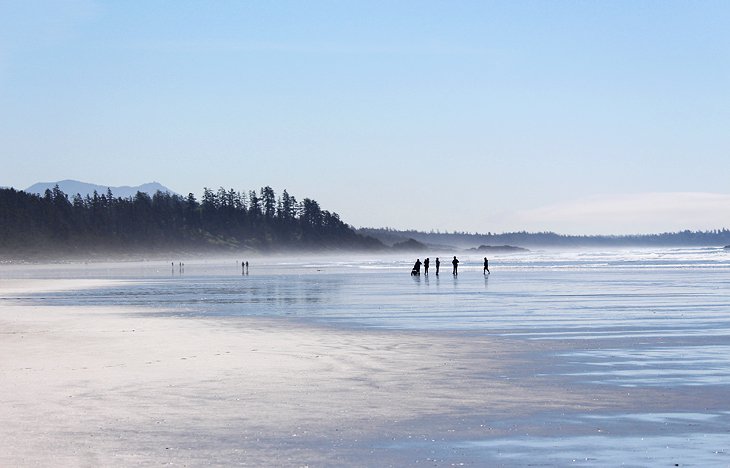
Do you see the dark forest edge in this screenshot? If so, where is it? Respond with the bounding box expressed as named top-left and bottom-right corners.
top-left (0, 186), bottom-right (383, 261)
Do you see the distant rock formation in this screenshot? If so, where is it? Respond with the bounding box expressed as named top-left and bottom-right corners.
top-left (468, 244), bottom-right (529, 253)
top-left (26, 179), bottom-right (177, 199)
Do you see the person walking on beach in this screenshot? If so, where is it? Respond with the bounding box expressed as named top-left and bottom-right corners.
top-left (424, 257), bottom-right (430, 275)
top-left (483, 257), bottom-right (490, 275)
top-left (452, 256), bottom-right (459, 276)
top-left (435, 257), bottom-right (440, 276)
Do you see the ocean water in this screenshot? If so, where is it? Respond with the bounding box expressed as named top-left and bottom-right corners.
top-left (3, 247), bottom-right (730, 465)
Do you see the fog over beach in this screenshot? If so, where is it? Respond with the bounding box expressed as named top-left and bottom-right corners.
top-left (2, 251), bottom-right (729, 465)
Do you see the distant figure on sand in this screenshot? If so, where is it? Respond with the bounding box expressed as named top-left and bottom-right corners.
top-left (411, 258), bottom-right (422, 276)
top-left (242, 260), bottom-right (245, 275)
top-left (245, 261), bottom-right (249, 274)
top-left (483, 257), bottom-right (490, 275)
top-left (435, 257), bottom-right (440, 276)
top-left (424, 258), bottom-right (430, 275)
top-left (452, 256), bottom-right (459, 276)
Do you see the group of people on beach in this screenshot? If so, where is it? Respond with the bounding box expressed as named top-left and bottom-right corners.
top-left (172, 261), bottom-right (250, 276)
top-left (411, 256), bottom-right (489, 276)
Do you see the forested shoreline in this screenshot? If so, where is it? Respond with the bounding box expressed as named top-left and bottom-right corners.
top-left (3, 185), bottom-right (729, 261)
top-left (360, 227), bottom-right (730, 249)
top-left (0, 186), bottom-right (382, 260)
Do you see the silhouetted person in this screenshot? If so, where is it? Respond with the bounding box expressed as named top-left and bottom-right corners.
top-left (435, 257), bottom-right (440, 276)
top-left (411, 258), bottom-right (422, 276)
top-left (452, 256), bottom-right (459, 276)
top-left (242, 261), bottom-right (245, 275)
top-left (424, 257), bottom-right (430, 275)
top-left (483, 257), bottom-right (490, 275)
top-left (245, 261), bottom-right (249, 274)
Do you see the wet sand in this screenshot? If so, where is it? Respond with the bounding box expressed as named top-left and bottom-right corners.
top-left (1, 278), bottom-right (727, 466)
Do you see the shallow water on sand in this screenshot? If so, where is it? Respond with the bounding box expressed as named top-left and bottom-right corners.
top-left (388, 411), bottom-right (730, 466)
top-left (3, 247), bottom-right (730, 465)
top-left (10, 248), bottom-right (730, 341)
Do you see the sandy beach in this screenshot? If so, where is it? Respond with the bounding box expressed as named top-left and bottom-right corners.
top-left (1, 275), bottom-right (728, 466)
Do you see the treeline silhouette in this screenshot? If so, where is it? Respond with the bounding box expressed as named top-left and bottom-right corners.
top-left (361, 227), bottom-right (730, 248)
top-left (0, 186), bottom-right (382, 258)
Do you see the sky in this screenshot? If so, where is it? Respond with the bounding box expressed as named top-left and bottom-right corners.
top-left (1, 1), bottom-right (729, 235)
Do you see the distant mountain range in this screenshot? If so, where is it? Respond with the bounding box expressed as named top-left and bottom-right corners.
top-left (25, 180), bottom-right (177, 199)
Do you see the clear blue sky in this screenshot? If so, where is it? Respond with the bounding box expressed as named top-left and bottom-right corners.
top-left (2, 1), bottom-right (729, 234)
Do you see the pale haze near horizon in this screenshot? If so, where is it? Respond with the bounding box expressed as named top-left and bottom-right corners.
top-left (1, 1), bottom-right (729, 235)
